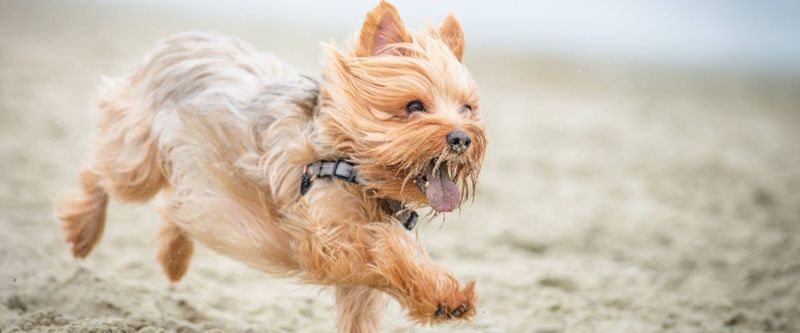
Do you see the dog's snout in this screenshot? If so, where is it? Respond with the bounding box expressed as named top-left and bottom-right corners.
top-left (446, 130), bottom-right (471, 153)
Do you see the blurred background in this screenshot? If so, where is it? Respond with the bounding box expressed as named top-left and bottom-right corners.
top-left (1, 1), bottom-right (798, 332)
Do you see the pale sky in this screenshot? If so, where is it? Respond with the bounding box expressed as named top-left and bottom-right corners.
top-left (91, 0), bottom-right (800, 74)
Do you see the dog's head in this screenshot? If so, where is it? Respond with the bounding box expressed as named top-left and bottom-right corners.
top-left (318, 1), bottom-right (486, 213)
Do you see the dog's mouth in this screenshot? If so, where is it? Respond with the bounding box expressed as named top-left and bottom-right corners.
top-left (414, 161), bottom-right (461, 213)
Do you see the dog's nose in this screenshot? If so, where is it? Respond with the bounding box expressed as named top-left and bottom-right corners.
top-left (446, 130), bottom-right (471, 153)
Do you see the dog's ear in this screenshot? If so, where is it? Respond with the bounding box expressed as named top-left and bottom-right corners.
top-left (440, 13), bottom-right (464, 61)
top-left (355, 1), bottom-right (410, 57)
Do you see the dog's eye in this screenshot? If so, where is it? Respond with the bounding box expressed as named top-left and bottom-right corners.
top-left (405, 100), bottom-right (426, 114)
top-left (461, 104), bottom-right (473, 113)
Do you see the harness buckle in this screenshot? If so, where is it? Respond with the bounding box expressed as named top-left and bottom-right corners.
top-left (333, 159), bottom-right (343, 178)
top-left (300, 159), bottom-right (360, 196)
top-left (403, 211), bottom-right (418, 231)
top-left (300, 163), bottom-right (313, 195)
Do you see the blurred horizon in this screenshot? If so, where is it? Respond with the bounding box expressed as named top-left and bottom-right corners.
top-left (76, 0), bottom-right (800, 76)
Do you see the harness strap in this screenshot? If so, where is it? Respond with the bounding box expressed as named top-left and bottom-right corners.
top-left (300, 159), bottom-right (417, 230)
top-left (300, 159), bottom-right (359, 196)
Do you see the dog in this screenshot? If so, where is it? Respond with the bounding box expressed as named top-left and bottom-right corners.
top-left (56, 1), bottom-right (486, 331)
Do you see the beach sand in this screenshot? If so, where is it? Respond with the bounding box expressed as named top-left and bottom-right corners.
top-left (2, 1), bottom-right (799, 332)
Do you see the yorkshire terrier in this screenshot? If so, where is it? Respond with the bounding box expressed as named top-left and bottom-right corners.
top-left (57, 1), bottom-right (486, 331)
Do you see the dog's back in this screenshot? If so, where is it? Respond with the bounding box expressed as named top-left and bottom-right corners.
top-left (57, 32), bottom-right (306, 272)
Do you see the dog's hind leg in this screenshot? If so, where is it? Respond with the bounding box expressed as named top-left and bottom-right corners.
top-left (155, 209), bottom-right (194, 282)
top-left (335, 286), bottom-right (387, 333)
top-left (57, 75), bottom-right (165, 258)
top-left (91, 75), bottom-right (166, 203)
top-left (57, 168), bottom-right (109, 258)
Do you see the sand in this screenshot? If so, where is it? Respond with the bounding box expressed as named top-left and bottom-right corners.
top-left (2, 1), bottom-right (800, 332)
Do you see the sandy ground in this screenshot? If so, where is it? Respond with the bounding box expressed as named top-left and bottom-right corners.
top-left (2, 1), bottom-right (800, 332)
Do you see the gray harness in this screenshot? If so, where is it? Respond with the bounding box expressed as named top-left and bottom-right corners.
top-left (300, 159), bottom-right (418, 231)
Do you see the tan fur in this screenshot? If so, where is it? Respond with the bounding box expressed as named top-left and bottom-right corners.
top-left (440, 13), bottom-right (465, 61)
top-left (355, 1), bottom-right (411, 57)
top-left (57, 168), bottom-right (108, 258)
top-left (156, 188), bottom-right (195, 282)
top-left (336, 286), bottom-right (387, 333)
top-left (56, 2), bottom-right (485, 331)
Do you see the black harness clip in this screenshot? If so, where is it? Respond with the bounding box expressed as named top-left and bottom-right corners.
top-left (300, 169), bottom-right (312, 196)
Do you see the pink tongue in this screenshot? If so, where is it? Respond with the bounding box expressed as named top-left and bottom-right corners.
top-left (425, 167), bottom-right (461, 212)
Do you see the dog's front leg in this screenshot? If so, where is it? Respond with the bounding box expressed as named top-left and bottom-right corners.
top-left (362, 223), bottom-right (477, 324)
top-left (290, 209), bottom-right (476, 328)
top-left (335, 286), bottom-right (386, 333)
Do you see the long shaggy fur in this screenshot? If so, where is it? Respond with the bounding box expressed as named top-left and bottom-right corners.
top-left (56, 2), bottom-right (486, 331)
top-left (57, 168), bottom-right (109, 258)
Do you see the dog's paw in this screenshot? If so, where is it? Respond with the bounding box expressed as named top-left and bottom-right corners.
top-left (434, 302), bottom-right (471, 320)
top-left (423, 280), bottom-right (477, 324)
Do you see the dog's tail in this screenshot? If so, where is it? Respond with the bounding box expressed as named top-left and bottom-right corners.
top-left (57, 71), bottom-right (166, 258)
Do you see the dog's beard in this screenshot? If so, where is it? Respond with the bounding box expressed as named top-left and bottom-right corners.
top-left (354, 124), bottom-right (485, 213)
